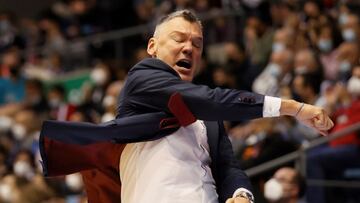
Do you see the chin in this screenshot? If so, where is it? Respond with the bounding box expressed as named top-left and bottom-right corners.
top-left (180, 75), bottom-right (193, 82)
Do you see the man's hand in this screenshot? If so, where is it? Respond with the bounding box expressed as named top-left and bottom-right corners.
top-left (226, 196), bottom-right (250, 203)
top-left (294, 103), bottom-right (334, 136)
top-left (280, 99), bottom-right (334, 136)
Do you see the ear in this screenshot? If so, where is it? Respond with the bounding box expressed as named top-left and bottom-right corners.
top-left (147, 38), bottom-right (157, 57)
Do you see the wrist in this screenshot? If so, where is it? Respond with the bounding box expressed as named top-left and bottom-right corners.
top-left (280, 99), bottom-right (302, 116)
top-left (233, 188), bottom-right (254, 203)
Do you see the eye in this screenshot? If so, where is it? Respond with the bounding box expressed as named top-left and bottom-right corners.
top-left (171, 34), bottom-right (185, 43)
top-left (192, 38), bottom-right (203, 48)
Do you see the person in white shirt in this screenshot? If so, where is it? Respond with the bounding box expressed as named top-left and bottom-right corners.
top-left (117, 9), bottom-right (334, 203)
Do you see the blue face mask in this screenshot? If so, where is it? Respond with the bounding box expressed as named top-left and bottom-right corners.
top-left (272, 42), bottom-right (285, 53)
top-left (338, 13), bottom-right (349, 25)
top-left (318, 39), bottom-right (333, 53)
top-left (342, 29), bottom-right (356, 42)
top-left (267, 63), bottom-right (281, 77)
top-left (0, 20), bottom-right (10, 33)
top-left (339, 61), bottom-right (352, 73)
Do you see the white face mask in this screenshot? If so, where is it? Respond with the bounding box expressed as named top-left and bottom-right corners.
top-left (11, 124), bottom-right (26, 141)
top-left (0, 116), bottom-right (13, 132)
top-left (65, 173), bottom-right (84, 192)
top-left (13, 161), bottom-right (34, 179)
top-left (101, 112), bottom-right (115, 123)
top-left (295, 66), bottom-right (308, 75)
top-left (91, 68), bottom-right (108, 86)
top-left (264, 178), bottom-right (283, 202)
top-left (0, 183), bottom-right (13, 202)
top-left (342, 28), bottom-right (356, 42)
top-left (347, 76), bottom-right (360, 97)
top-left (49, 98), bottom-right (61, 108)
top-left (272, 42), bottom-right (285, 53)
top-left (102, 95), bottom-right (116, 108)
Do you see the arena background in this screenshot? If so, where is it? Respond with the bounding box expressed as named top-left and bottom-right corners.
top-left (0, 0), bottom-right (359, 203)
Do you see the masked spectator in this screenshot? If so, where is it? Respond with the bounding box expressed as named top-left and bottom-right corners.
top-left (47, 84), bottom-right (76, 121)
top-left (0, 48), bottom-right (25, 105)
top-left (317, 24), bottom-right (342, 81)
top-left (340, 13), bottom-right (360, 42)
top-left (336, 42), bottom-right (359, 81)
top-left (264, 167), bottom-right (306, 203)
top-left (253, 48), bottom-right (293, 96)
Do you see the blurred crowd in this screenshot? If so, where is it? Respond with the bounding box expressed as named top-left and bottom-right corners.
top-left (0, 0), bottom-right (360, 202)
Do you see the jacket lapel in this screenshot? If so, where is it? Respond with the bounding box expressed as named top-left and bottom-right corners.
top-left (204, 121), bottom-right (219, 178)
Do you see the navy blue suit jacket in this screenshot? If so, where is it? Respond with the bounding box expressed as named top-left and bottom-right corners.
top-left (39, 58), bottom-right (265, 203)
top-left (117, 58), bottom-right (265, 202)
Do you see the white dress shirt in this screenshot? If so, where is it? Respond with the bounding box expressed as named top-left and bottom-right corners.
top-left (120, 96), bottom-right (281, 203)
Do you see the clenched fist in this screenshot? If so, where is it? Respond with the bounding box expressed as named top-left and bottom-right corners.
top-left (280, 99), bottom-right (334, 136)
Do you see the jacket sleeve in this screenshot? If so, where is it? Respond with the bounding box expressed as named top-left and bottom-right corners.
top-left (121, 63), bottom-right (265, 121)
top-left (216, 122), bottom-right (253, 202)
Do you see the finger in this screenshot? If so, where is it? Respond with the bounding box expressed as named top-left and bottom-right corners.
top-left (318, 129), bottom-right (328, 136)
top-left (316, 117), bottom-right (333, 131)
top-left (314, 123), bottom-right (331, 131)
top-left (317, 111), bottom-right (326, 124)
top-left (324, 117), bottom-right (331, 130)
top-left (226, 198), bottom-right (234, 203)
top-left (314, 115), bottom-right (325, 128)
top-left (327, 118), bottom-right (334, 129)
top-left (234, 197), bottom-right (250, 203)
top-left (314, 117), bottom-right (330, 130)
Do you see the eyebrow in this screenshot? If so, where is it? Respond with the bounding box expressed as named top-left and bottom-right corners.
top-left (169, 31), bottom-right (203, 42)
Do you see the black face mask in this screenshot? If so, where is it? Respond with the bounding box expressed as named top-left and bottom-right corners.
top-left (9, 66), bottom-right (19, 77)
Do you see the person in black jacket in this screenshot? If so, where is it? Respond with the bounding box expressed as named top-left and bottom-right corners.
top-left (116, 10), bottom-right (333, 203)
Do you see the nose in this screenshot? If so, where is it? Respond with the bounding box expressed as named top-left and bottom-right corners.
top-left (182, 41), bottom-right (193, 56)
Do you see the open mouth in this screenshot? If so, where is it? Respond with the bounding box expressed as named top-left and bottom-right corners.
top-left (176, 59), bottom-right (192, 69)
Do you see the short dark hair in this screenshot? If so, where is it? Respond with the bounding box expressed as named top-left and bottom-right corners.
top-left (154, 10), bottom-right (202, 36)
top-left (300, 73), bottom-right (322, 95)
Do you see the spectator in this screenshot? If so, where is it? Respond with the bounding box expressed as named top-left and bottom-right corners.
top-left (336, 42), bottom-right (359, 81)
top-left (264, 167), bottom-right (306, 203)
top-left (253, 48), bottom-right (293, 96)
top-left (306, 66), bottom-right (360, 203)
top-left (340, 13), bottom-right (360, 42)
top-left (23, 79), bottom-right (49, 115)
top-left (293, 48), bottom-right (322, 77)
top-left (10, 109), bottom-right (41, 153)
top-left (317, 24), bottom-right (342, 81)
top-left (101, 80), bottom-right (124, 122)
top-left (272, 28), bottom-right (293, 52)
top-left (0, 48), bottom-right (25, 105)
top-left (244, 2), bottom-right (274, 69)
top-left (47, 84), bottom-right (76, 121)
top-left (2, 149), bottom-right (55, 203)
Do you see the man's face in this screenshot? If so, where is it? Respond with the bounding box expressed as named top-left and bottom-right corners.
top-left (273, 168), bottom-right (298, 199)
top-left (147, 17), bottom-right (203, 81)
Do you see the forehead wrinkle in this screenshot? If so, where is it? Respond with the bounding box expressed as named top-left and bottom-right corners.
top-left (153, 17), bottom-right (202, 38)
top-left (169, 30), bottom-right (203, 41)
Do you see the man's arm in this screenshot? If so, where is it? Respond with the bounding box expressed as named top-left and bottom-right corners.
top-left (122, 58), bottom-right (333, 134)
top-left (121, 60), bottom-right (264, 121)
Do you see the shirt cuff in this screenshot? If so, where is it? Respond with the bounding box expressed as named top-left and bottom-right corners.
top-left (263, 96), bottom-right (281, 117)
top-left (233, 188), bottom-right (255, 203)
